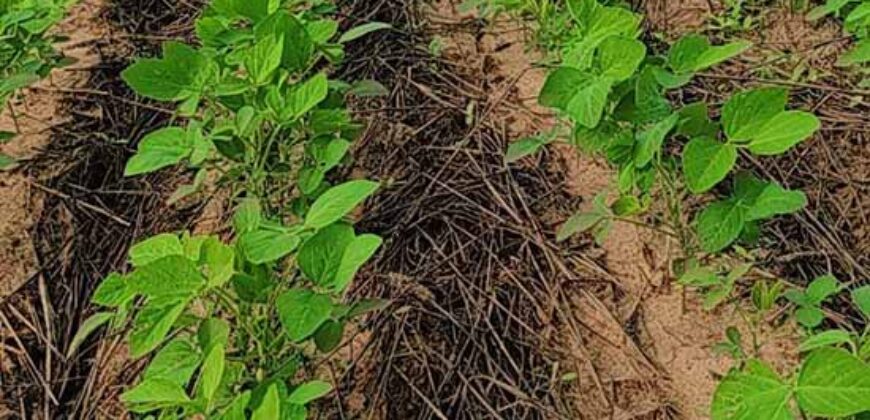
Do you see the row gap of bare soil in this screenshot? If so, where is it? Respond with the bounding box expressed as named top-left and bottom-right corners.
top-left (0, 0), bottom-right (205, 417)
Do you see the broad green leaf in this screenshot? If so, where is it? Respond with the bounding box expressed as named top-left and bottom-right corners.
top-left (682, 137), bottom-right (737, 193)
top-left (338, 22), bottom-right (392, 43)
top-left (597, 36), bottom-right (646, 81)
top-left (678, 267), bottom-right (721, 287)
top-left (747, 111), bottom-right (820, 155)
top-left (216, 391), bottom-right (250, 420)
top-left (696, 200), bottom-right (744, 253)
top-left (693, 40), bottom-right (752, 71)
top-left (806, 274), bottom-right (840, 305)
top-left (276, 289), bottom-right (333, 342)
top-left (67, 312), bottom-right (113, 358)
top-left (634, 113), bottom-right (679, 167)
top-left (807, 0), bottom-right (852, 20)
top-left (245, 35), bottom-right (283, 85)
top-left (722, 87), bottom-right (788, 142)
top-left (298, 223), bottom-right (355, 286)
top-left (254, 11), bottom-right (313, 72)
top-left (677, 102), bottom-right (718, 138)
top-left (92, 273), bottom-right (134, 307)
top-left (0, 73), bottom-right (40, 94)
top-left (563, 6), bottom-right (640, 69)
top-left (130, 256), bottom-right (205, 300)
top-left (125, 127), bottom-right (192, 176)
top-left (799, 329), bottom-right (853, 352)
top-left (309, 137), bottom-right (350, 171)
top-left (332, 234), bottom-right (382, 291)
top-left (711, 359), bottom-right (794, 420)
top-left (239, 230), bottom-right (301, 264)
top-left (348, 80), bottom-right (389, 97)
top-left (129, 299), bottom-right (188, 358)
top-left (252, 384), bottom-right (280, 420)
top-left (121, 378), bottom-right (191, 413)
top-left (745, 183), bottom-right (807, 221)
top-left (201, 237), bottom-right (235, 287)
top-left (306, 19), bottom-right (339, 44)
top-left (632, 66), bottom-right (672, 122)
top-left (838, 39), bottom-right (870, 66)
top-left (796, 306), bottom-right (825, 329)
top-left (129, 233), bottom-right (183, 267)
top-left (122, 42), bottom-right (213, 101)
top-left (196, 343), bottom-right (225, 407)
top-left (796, 347), bottom-right (870, 417)
top-left (288, 380), bottom-right (333, 405)
top-left (668, 34), bottom-right (710, 74)
top-left (557, 210), bottom-right (605, 242)
top-left (314, 320), bottom-right (344, 352)
top-left (198, 317), bottom-right (230, 353)
top-left (651, 66), bottom-right (693, 89)
top-left (539, 67), bottom-right (587, 110)
top-left (233, 198), bottom-right (262, 234)
top-left (304, 180), bottom-right (379, 229)
top-left (566, 77), bottom-right (612, 128)
top-left (505, 136), bottom-right (548, 163)
top-left (143, 337), bottom-right (201, 386)
top-left (286, 73), bottom-right (328, 120)
top-left (0, 153), bottom-right (16, 171)
top-left (852, 285), bottom-right (870, 319)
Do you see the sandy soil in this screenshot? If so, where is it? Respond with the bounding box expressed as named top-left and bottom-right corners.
top-left (0, 0), bottom-right (107, 298)
top-left (429, 1), bottom-right (801, 417)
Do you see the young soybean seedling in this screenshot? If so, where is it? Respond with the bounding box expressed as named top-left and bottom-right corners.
top-left (783, 274), bottom-right (841, 329)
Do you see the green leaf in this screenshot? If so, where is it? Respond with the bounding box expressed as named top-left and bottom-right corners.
top-left (539, 67), bottom-right (587, 110)
top-left (796, 347), bottom-right (870, 417)
top-left (201, 237), bottom-right (235, 287)
top-left (566, 77), bottom-right (612, 128)
top-left (634, 113), bottom-right (679, 167)
top-left (196, 343), bottom-right (225, 408)
top-left (807, 0), bottom-right (852, 20)
top-left (696, 200), bottom-right (744, 253)
top-left (747, 111), bottom-right (820, 155)
top-left (122, 42), bottom-right (213, 101)
top-left (744, 183), bottom-right (806, 221)
top-left (143, 337), bottom-right (201, 386)
top-left (239, 230), bottom-right (301, 264)
top-left (233, 198), bottom-right (262, 234)
top-left (130, 256), bottom-right (205, 300)
top-left (246, 35), bottom-right (283, 85)
top-left (799, 329), bottom-right (853, 352)
top-left (806, 274), bottom-right (840, 305)
top-left (693, 40), bottom-right (752, 71)
top-left (129, 299), bottom-right (188, 358)
top-left (216, 390), bottom-right (250, 420)
top-left (796, 306), bottom-right (825, 329)
top-left (852, 285), bottom-right (870, 319)
top-left (121, 378), bottom-right (191, 413)
top-left (683, 137), bottom-right (737, 194)
top-left (338, 22), bottom-right (392, 43)
top-left (557, 210), bottom-right (605, 242)
top-left (276, 289), bottom-right (333, 342)
top-left (505, 136), bottom-right (548, 163)
top-left (304, 180), bottom-right (379, 230)
top-left (597, 36), bottom-right (646, 81)
top-left (125, 127), bottom-right (192, 176)
top-left (679, 267), bottom-right (721, 287)
top-left (67, 312), bottom-right (113, 358)
top-left (298, 223), bottom-right (355, 286)
top-left (198, 317), bottom-right (230, 353)
top-left (129, 233), bottom-right (184, 267)
top-left (92, 273), bottom-right (134, 307)
top-left (0, 153), bottom-right (16, 171)
top-left (0, 131), bottom-right (15, 143)
top-left (252, 383), bottom-right (280, 420)
top-left (711, 359), bottom-right (794, 420)
top-left (722, 87), bottom-right (788, 142)
top-left (285, 73), bottom-right (328, 120)
top-left (314, 320), bottom-right (344, 352)
top-left (288, 380), bottom-right (333, 405)
top-left (677, 102), bottom-right (718, 138)
top-left (254, 11), bottom-right (313, 72)
top-left (306, 19), bottom-right (339, 44)
top-left (668, 34), bottom-right (710, 74)
top-left (332, 234), bottom-right (382, 291)
top-left (348, 80), bottom-right (389, 97)
top-left (838, 39), bottom-right (870, 66)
